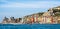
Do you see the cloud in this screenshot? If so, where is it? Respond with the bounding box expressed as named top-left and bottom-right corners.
top-left (0, 0), bottom-right (7, 2)
top-left (0, 1), bottom-right (60, 9)
top-left (0, 3), bottom-right (39, 8)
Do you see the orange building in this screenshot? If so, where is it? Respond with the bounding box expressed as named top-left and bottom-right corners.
top-left (41, 15), bottom-right (55, 24)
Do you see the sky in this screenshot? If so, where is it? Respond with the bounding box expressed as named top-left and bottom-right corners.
top-left (0, 0), bottom-right (60, 22)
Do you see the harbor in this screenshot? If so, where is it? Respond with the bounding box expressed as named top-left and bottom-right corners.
top-left (0, 0), bottom-right (60, 29)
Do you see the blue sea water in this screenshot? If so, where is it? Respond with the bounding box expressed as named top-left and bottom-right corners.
top-left (0, 24), bottom-right (60, 29)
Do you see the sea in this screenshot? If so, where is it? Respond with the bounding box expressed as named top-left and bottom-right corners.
top-left (0, 24), bottom-right (60, 29)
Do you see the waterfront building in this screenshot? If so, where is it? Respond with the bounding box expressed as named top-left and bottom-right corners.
top-left (15, 18), bottom-right (23, 24)
top-left (7, 18), bottom-right (12, 23)
top-left (23, 16), bottom-right (30, 24)
top-left (26, 15), bottom-right (34, 24)
top-left (34, 14), bottom-right (38, 23)
top-left (42, 10), bottom-right (54, 24)
top-left (38, 16), bottom-right (43, 24)
top-left (23, 14), bottom-right (35, 24)
top-left (10, 17), bottom-right (15, 23)
top-left (2, 17), bottom-right (9, 24)
top-left (57, 16), bottom-right (60, 24)
top-left (53, 17), bottom-right (58, 24)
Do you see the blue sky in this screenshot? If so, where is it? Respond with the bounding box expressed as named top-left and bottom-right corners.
top-left (0, 0), bottom-right (60, 22)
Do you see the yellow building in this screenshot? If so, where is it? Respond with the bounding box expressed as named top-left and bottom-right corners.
top-left (57, 16), bottom-right (60, 23)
